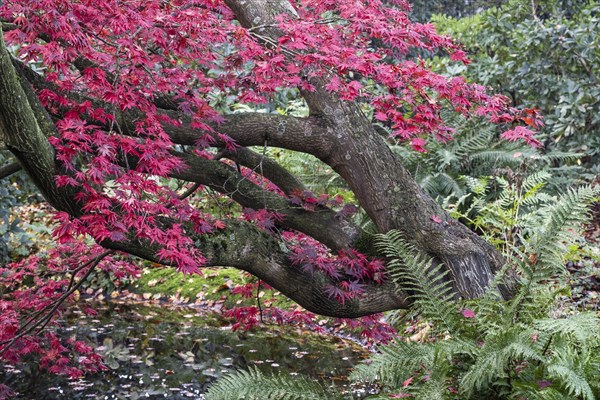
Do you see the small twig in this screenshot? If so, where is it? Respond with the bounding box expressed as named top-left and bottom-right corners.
top-left (577, 56), bottom-right (599, 85)
top-left (256, 279), bottom-right (265, 324)
top-left (34, 256), bottom-right (101, 334)
top-left (530, 0), bottom-right (545, 28)
top-left (178, 182), bottom-right (201, 201)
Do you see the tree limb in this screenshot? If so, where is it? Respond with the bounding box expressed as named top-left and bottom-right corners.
top-left (0, 25), bottom-right (79, 215)
top-left (168, 150), bottom-right (361, 251)
top-left (104, 220), bottom-right (408, 317)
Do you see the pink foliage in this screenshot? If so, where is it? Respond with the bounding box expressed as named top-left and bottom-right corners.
top-left (0, 0), bottom-right (539, 380)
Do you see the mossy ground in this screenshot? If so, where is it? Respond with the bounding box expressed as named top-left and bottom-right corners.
top-left (131, 265), bottom-right (293, 310)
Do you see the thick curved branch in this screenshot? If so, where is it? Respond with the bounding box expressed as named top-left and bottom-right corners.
top-left (148, 111), bottom-right (334, 160)
top-left (0, 26), bottom-right (79, 215)
top-left (106, 220), bottom-right (408, 317)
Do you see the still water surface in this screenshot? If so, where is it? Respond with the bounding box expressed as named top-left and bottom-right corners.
top-left (1, 302), bottom-right (370, 399)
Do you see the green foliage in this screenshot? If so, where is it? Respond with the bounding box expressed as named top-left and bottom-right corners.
top-left (375, 231), bottom-right (458, 333)
top-left (408, 0), bottom-right (505, 23)
top-left (205, 367), bottom-right (341, 400)
top-left (132, 266), bottom-right (293, 308)
top-left (265, 148), bottom-right (351, 197)
top-left (353, 184), bottom-right (600, 399)
top-left (433, 0), bottom-right (600, 167)
top-left (392, 111), bottom-right (584, 207)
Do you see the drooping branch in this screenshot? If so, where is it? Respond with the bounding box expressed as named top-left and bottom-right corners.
top-left (165, 150), bottom-right (361, 251)
top-left (7, 54), bottom-right (360, 245)
top-left (6, 47), bottom-right (364, 254)
top-left (105, 220), bottom-right (408, 317)
top-left (8, 56), bottom-right (362, 251)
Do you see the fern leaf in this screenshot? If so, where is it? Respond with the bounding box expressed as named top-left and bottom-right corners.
top-left (460, 328), bottom-right (542, 397)
top-left (375, 230), bottom-right (458, 333)
top-left (414, 347), bottom-right (453, 400)
top-left (547, 364), bottom-right (595, 400)
top-left (521, 171), bottom-right (552, 193)
top-left (536, 313), bottom-right (600, 344)
top-left (512, 385), bottom-right (577, 400)
top-left (351, 340), bottom-right (434, 388)
top-left (205, 367), bottom-right (340, 400)
top-left (525, 185), bottom-right (600, 278)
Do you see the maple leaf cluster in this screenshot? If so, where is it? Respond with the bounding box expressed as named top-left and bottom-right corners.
top-left (0, 0), bottom-right (538, 278)
top-left (0, 0), bottom-right (540, 377)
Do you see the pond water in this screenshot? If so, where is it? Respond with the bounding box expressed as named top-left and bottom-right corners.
top-left (1, 302), bottom-right (372, 399)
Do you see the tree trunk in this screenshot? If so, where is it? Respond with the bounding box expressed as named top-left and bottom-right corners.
top-left (224, 0), bottom-right (514, 300)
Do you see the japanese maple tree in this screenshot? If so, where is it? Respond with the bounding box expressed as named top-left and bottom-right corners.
top-left (0, 0), bottom-right (538, 380)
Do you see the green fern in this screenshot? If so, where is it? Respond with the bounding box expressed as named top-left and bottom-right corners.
top-left (521, 185), bottom-right (600, 280)
top-left (205, 367), bottom-right (340, 400)
top-left (415, 348), bottom-right (454, 400)
top-left (356, 176), bottom-right (600, 399)
top-left (511, 386), bottom-right (579, 400)
top-left (350, 340), bottom-right (436, 387)
top-left (394, 108), bottom-right (584, 207)
top-left (547, 363), bottom-right (595, 400)
top-left (536, 313), bottom-right (600, 344)
top-left (375, 230), bottom-right (458, 334)
top-left (459, 327), bottom-right (542, 397)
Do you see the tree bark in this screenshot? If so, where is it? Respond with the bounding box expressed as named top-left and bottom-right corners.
top-left (105, 220), bottom-right (409, 317)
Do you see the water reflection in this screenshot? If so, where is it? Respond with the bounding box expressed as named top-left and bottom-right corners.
top-left (1, 303), bottom-right (369, 399)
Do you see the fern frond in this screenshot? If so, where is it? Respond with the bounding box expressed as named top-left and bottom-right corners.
top-left (540, 151), bottom-right (584, 163)
top-left (520, 192), bottom-right (555, 207)
top-left (512, 385), bottom-right (577, 400)
top-left (536, 313), bottom-right (600, 344)
top-left (547, 364), bottom-right (595, 400)
top-left (420, 172), bottom-right (464, 199)
top-left (523, 185), bottom-right (600, 278)
top-left (375, 230), bottom-right (458, 333)
top-left (521, 171), bottom-right (551, 194)
top-left (460, 327), bottom-right (542, 397)
top-left (350, 340), bottom-right (435, 387)
top-left (451, 127), bottom-right (496, 159)
top-left (414, 347), bottom-right (453, 400)
top-left (205, 367), bottom-right (340, 400)
top-left (469, 150), bottom-right (531, 166)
